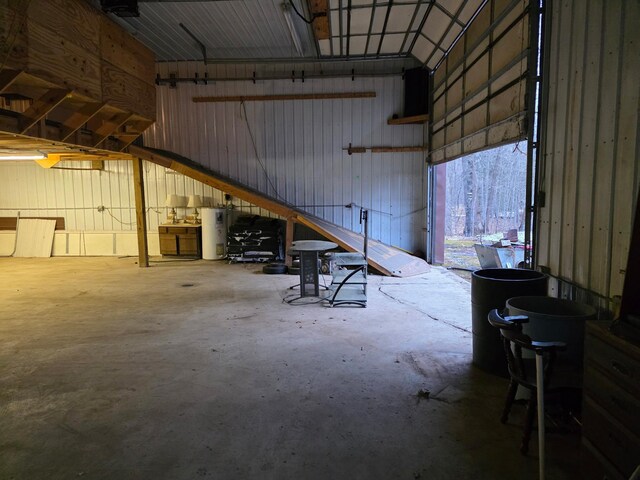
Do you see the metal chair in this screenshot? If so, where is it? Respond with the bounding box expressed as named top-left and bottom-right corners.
top-left (487, 309), bottom-right (582, 454)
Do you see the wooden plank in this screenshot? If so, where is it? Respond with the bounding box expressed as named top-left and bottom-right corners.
top-left (347, 146), bottom-right (426, 154)
top-left (27, 0), bottom-right (100, 53)
top-left (370, 146), bottom-right (426, 153)
top-left (59, 102), bottom-right (106, 141)
top-left (19, 88), bottom-right (70, 133)
top-left (0, 216), bottom-right (65, 231)
top-left (285, 216), bottom-right (295, 266)
top-left (0, 69), bottom-right (22, 94)
top-left (92, 112), bottom-right (134, 147)
top-left (101, 63), bottom-right (156, 120)
top-left (0, 3), bottom-right (29, 71)
top-left (119, 145), bottom-right (432, 277)
top-left (387, 114), bottom-right (430, 125)
top-left (129, 145), bottom-right (296, 218)
top-left (115, 119), bottom-right (154, 151)
top-left (26, 18), bottom-right (102, 99)
top-left (192, 92), bottom-right (377, 103)
top-left (308, 0), bottom-right (330, 40)
top-left (296, 215), bottom-right (430, 277)
top-left (100, 17), bottom-right (155, 86)
top-left (132, 157), bottom-right (149, 267)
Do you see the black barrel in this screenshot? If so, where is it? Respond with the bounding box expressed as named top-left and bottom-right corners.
top-left (471, 268), bottom-right (548, 376)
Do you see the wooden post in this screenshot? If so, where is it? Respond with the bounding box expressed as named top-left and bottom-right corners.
top-left (132, 158), bottom-right (149, 267)
top-left (285, 216), bottom-right (295, 266)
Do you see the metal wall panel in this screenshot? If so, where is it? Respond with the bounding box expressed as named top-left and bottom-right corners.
top-left (0, 160), bottom-right (274, 234)
top-left (144, 61), bottom-right (427, 252)
top-left (537, 0), bottom-right (640, 300)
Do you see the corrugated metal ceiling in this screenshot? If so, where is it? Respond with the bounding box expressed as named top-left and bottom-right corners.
top-left (97, 0), bottom-right (485, 68)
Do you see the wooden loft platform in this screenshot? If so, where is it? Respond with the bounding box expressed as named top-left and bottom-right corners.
top-left (0, 0), bottom-right (155, 159)
top-left (387, 114), bottom-right (429, 125)
top-left (129, 145), bottom-right (430, 278)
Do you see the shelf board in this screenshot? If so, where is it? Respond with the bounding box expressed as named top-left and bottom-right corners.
top-left (387, 114), bottom-right (429, 125)
top-left (332, 270), bottom-right (367, 284)
top-left (332, 252), bottom-right (367, 266)
top-left (329, 284), bottom-right (367, 303)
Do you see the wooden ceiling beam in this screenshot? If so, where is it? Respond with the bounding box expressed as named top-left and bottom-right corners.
top-left (115, 119), bottom-right (154, 151)
top-left (59, 102), bottom-right (106, 142)
top-left (91, 112), bottom-right (134, 147)
top-left (0, 69), bottom-right (23, 94)
top-left (308, 0), bottom-right (330, 40)
top-left (19, 88), bottom-right (70, 134)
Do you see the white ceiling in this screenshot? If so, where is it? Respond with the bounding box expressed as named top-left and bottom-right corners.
top-left (97, 0), bottom-right (485, 68)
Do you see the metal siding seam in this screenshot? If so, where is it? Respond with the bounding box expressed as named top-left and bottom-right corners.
top-left (570, 0), bottom-right (592, 287)
top-left (558, 0), bottom-right (577, 281)
top-left (607, 0), bottom-right (635, 298)
top-left (590, 1), bottom-right (622, 297)
top-left (541, 0), bottom-right (562, 279)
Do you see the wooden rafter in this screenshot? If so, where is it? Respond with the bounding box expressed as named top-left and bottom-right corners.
top-left (0, 69), bottom-right (22, 94)
top-left (92, 112), bottom-right (133, 147)
top-left (19, 88), bottom-right (70, 134)
top-left (129, 145), bottom-right (430, 278)
top-left (192, 92), bottom-right (376, 103)
top-left (114, 119), bottom-right (154, 151)
top-left (344, 144), bottom-right (427, 154)
top-left (308, 0), bottom-right (330, 40)
top-left (387, 114), bottom-right (430, 125)
top-left (59, 102), bottom-right (106, 142)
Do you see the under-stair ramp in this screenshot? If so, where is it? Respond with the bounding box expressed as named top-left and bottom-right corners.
top-left (129, 145), bottom-right (429, 278)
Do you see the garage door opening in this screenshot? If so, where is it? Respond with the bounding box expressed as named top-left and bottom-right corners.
top-left (437, 143), bottom-right (528, 280)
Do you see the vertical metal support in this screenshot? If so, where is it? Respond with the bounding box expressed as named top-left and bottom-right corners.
top-left (285, 216), bottom-right (295, 266)
top-left (535, 351), bottom-right (546, 480)
top-left (525, 0), bottom-right (546, 268)
top-left (425, 164), bottom-right (436, 263)
top-left (425, 70), bottom-right (435, 264)
top-left (132, 158), bottom-right (149, 268)
top-left (432, 163), bottom-right (447, 264)
top-left (360, 208), bottom-right (368, 261)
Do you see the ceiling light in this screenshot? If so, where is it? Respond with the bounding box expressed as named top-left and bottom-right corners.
top-left (0, 153), bottom-right (47, 161)
top-left (282, 3), bottom-right (304, 56)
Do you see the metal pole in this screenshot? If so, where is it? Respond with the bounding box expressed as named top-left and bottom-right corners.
top-left (535, 351), bottom-right (545, 480)
top-left (361, 208), bottom-right (369, 260)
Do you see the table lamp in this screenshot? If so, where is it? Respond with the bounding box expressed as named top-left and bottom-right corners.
top-left (187, 194), bottom-right (204, 223)
top-left (165, 194), bottom-right (181, 224)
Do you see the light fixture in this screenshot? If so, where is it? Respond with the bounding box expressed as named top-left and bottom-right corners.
top-left (281, 3), bottom-right (304, 56)
top-left (164, 194), bottom-right (181, 224)
top-left (187, 194), bottom-right (204, 224)
top-left (0, 153), bottom-right (47, 160)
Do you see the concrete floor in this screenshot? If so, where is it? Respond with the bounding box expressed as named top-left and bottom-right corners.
top-left (0, 258), bottom-right (580, 479)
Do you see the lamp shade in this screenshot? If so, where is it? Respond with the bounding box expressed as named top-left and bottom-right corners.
top-left (165, 194), bottom-right (181, 208)
top-left (187, 194), bottom-right (203, 208)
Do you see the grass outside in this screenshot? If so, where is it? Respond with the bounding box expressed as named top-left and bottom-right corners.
top-left (443, 236), bottom-right (481, 282)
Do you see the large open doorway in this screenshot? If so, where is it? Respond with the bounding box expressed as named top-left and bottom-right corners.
top-left (437, 142), bottom-right (528, 281)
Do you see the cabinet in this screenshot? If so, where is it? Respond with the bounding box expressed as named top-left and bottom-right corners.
top-left (329, 252), bottom-right (367, 307)
top-left (581, 321), bottom-right (640, 480)
top-left (158, 224), bottom-right (202, 258)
